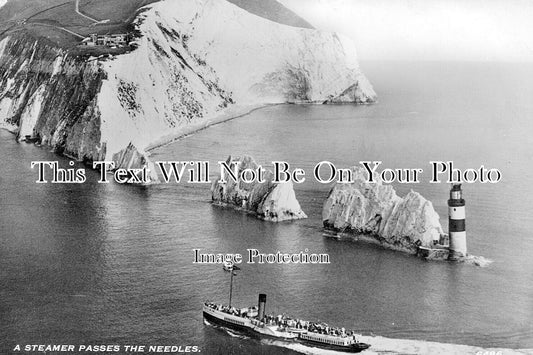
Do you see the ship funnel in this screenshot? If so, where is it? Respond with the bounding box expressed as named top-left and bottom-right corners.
top-left (257, 294), bottom-right (266, 321)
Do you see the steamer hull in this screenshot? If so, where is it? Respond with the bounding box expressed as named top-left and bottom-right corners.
top-left (203, 303), bottom-right (370, 353)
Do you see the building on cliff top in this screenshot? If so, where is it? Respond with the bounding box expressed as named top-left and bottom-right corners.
top-left (81, 33), bottom-right (131, 47)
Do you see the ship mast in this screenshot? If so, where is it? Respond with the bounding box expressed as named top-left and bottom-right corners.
top-left (229, 270), bottom-right (234, 307)
top-left (228, 264), bottom-right (240, 307)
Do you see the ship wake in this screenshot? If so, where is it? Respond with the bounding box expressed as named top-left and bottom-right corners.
top-left (203, 319), bottom-right (250, 340)
top-left (205, 317), bottom-right (529, 354)
top-left (264, 335), bottom-right (531, 355)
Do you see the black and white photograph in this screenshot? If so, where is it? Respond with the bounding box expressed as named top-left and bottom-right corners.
top-left (1, 0), bottom-right (532, 354)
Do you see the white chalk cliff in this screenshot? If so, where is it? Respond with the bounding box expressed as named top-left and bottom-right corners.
top-left (212, 155), bottom-right (307, 222)
top-left (323, 167), bottom-right (444, 252)
top-left (0, 0), bottom-right (376, 172)
top-left (99, 0), bottom-right (376, 157)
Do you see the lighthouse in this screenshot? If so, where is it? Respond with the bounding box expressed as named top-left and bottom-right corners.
top-left (448, 184), bottom-right (467, 260)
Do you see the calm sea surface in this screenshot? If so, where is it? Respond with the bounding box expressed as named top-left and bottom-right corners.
top-left (1, 61), bottom-right (533, 354)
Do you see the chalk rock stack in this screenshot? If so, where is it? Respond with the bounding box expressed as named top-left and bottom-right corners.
top-left (322, 167), bottom-right (444, 252)
top-left (211, 155), bottom-right (307, 222)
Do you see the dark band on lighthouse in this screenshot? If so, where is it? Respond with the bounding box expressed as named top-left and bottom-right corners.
top-left (449, 218), bottom-right (465, 232)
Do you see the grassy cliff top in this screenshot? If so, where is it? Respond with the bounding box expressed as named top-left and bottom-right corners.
top-left (0, 0), bottom-right (312, 52)
top-left (0, 0), bottom-right (158, 49)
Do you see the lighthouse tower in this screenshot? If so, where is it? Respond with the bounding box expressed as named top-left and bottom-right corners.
top-left (448, 184), bottom-right (467, 260)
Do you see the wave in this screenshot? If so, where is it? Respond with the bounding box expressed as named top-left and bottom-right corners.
top-left (324, 231), bottom-right (493, 267)
top-left (463, 254), bottom-right (493, 267)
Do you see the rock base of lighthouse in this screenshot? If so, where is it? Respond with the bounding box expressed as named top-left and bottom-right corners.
top-left (415, 233), bottom-right (469, 261)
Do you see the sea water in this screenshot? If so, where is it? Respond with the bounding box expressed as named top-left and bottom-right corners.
top-left (1, 61), bottom-right (532, 354)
